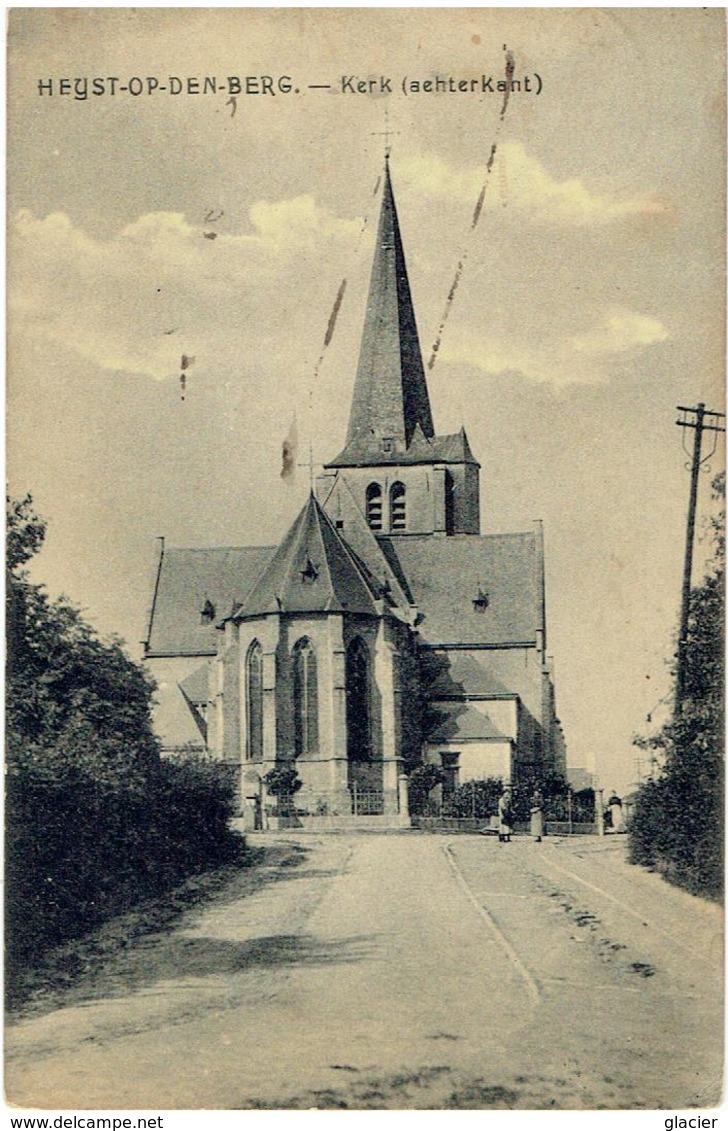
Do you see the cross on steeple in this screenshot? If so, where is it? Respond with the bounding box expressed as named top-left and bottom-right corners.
top-left (371, 108), bottom-right (400, 159)
top-left (297, 442), bottom-right (321, 491)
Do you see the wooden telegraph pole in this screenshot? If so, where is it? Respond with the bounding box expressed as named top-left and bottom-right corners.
top-left (674, 403), bottom-right (725, 715)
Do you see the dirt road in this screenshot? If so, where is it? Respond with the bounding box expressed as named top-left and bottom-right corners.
top-left (6, 833), bottom-right (723, 1110)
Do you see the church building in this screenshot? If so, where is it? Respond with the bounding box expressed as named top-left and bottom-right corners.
top-left (142, 161), bottom-right (567, 827)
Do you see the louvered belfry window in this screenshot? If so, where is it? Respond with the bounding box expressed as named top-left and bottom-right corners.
top-left (366, 483), bottom-right (383, 530)
top-left (390, 482), bottom-right (406, 531)
top-left (293, 637), bottom-right (318, 756)
top-left (246, 641), bottom-right (264, 761)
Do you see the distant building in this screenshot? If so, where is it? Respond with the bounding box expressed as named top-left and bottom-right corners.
top-left (142, 160), bottom-right (567, 825)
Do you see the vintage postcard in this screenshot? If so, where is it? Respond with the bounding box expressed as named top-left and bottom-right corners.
top-left (6, 7), bottom-right (725, 1115)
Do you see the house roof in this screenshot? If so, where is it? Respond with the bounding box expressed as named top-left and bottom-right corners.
top-left (427, 702), bottom-right (511, 744)
top-left (380, 531), bottom-right (544, 647)
top-left (332, 160), bottom-right (434, 466)
top-left (178, 662), bottom-right (211, 705)
top-left (144, 544), bottom-right (275, 656)
top-left (237, 493), bottom-right (380, 618)
top-left (423, 652), bottom-right (518, 699)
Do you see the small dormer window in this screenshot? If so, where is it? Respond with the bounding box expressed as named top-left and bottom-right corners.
top-left (300, 556), bottom-right (319, 584)
top-left (472, 588), bottom-right (489, 613)
top-left (381, 437), bottom-right (394, 455)
top-left (200, 597), bottom-right (216, 624)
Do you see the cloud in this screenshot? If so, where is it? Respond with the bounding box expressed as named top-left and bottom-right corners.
top-left (9, 200), bottom-right (361, 380)
top-left (442, 307), bottom-right (669, 386)
top-left (399, 141), bottom-right (667, 226)
top-left (571, 309), bottom-right (669, 354)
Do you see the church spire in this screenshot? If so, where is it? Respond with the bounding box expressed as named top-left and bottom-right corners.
top-left (343, 161), bottom-right (434, 456)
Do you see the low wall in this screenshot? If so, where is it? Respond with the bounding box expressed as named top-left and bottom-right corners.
top-left (270, 814), bottom-right (410, 831)
top-left (411, 817), bottom-right (597, 835)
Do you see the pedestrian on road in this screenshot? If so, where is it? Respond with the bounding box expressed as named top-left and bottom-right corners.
top-left (530, 789), bottom-right (544, 842)
top-left (498, 786), bottom-right (513, 843)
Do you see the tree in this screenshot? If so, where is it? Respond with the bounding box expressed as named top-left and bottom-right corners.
top-left (630, 472), bottom-right (724, 899)
top-left (6, 494), bottom-right (241, 989)
top-left (262, 766), bottom-right (303, 814)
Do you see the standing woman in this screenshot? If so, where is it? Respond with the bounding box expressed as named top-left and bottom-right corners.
top-left (530, 788), bottom-right (544, 843)
top-left (498, 786), bottom-right (514, 843)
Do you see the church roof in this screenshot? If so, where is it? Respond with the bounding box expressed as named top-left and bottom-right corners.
top-left (327, 425), bottom-right (480, 469)
top-left (237, 493), bottom-right (380, 618)
top-left (144, 544), bottom-right (275, 656)
top-left (380, 531), bottom-right (544, 647)
top-left (333, 161), bottom-right (434, 466)
top-left (317, 473), bottom-right (413, 609)
top-left (144, 527), bottom-right (543, 655)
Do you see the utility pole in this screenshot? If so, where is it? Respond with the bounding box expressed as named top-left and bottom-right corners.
top-left (674, 403), bottom-right (725, 715)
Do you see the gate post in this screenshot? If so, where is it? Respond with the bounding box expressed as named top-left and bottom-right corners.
top-left (398, 773), bottom-right (411, 828)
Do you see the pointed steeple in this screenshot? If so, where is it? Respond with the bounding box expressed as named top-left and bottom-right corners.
top-left (342, 161), bottom-right (434, 459)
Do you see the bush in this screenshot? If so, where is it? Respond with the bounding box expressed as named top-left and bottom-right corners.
top-left (629, 472), bottom-right (724, 901)
top-left (443, 778), bottom-right (503, 819)
top-left (408, 763), bottom-right (446, 815)
top-left (5, 494), bottom-right (243, 986)
top-left (6, 751), bottom-right (241, 976)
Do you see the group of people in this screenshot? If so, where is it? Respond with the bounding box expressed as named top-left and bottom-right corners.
top-left (497, 786), bottom-right (544, 843)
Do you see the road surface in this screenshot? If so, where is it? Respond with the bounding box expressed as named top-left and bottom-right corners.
top-left (6, 833), bottom-right (723, 1109)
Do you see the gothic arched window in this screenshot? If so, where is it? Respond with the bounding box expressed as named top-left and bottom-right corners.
top-left (246, 640), bottom-right (263, 761)
top-left (390, 482), bottom-right (406, 531)
top-left (366, 483), bottom-right (383, 531)
top-left (346, 636), bottom-right (371, 761)
top-left (293, 637), bottom-right (318, 757)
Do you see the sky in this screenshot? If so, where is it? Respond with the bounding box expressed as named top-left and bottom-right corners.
top-left (7, 7), bottom-right (726, 797)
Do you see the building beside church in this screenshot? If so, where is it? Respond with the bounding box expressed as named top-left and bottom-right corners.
top-left (143, 161), bottom-right (567, 826)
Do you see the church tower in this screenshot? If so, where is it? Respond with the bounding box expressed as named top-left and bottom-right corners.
top-left (318, 160), bottom-right (481, 537)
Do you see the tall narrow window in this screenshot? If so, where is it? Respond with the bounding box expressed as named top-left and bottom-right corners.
top-left (346, 636), bottom-right (371, 761)
top-left (444, 470), bottom-right (455, 535)
top-left (366, 483), bottom-right (383, 531)
top-left (246, 641), bottom-right (263, 761)
top-left (390, 482), bottom-right (406, 531)
top-left (293, 637), bottom-right (318, 757)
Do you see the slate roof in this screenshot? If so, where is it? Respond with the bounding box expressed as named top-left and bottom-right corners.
top-left (427, 702), bottom-right (511, 743)
top-left (327, 425), bottom-right (480, 469)
top-left (238, 493), bottom-right (380, 618)
top-left (424, 653), bottom-right (519, 699)
top-left (145, 526), bottom-right (543, 656)
top-left (334, 160), bottom-right (434, 464)
top-left (178, 663), bottom-right (211, 705)
top-left (144, 545), bottom-right (275, 656)
top-left (317, 474), bottom-right (413, 609)
top-left (380, 531), bottom-right (543, 647)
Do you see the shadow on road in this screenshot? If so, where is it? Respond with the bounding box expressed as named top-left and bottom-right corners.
top-left (76, 931), bottom-right (378, 1003)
